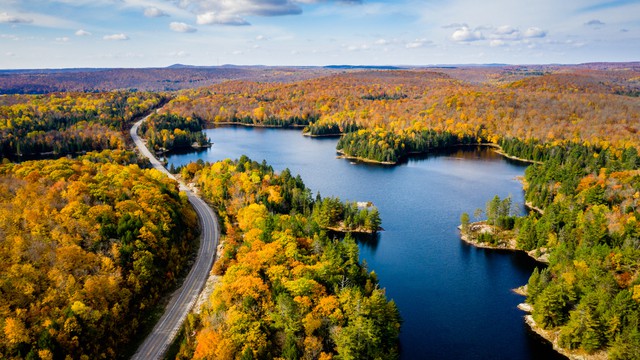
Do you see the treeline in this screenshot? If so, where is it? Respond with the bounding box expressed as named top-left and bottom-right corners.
top-left (337, 127), bottom-right (477, 164)
top-left (227, 113), bottom-right (317, 127)
top-left (139, 113), bottom-right (210, 152)
top-left (0, 150), bottom-right (198, 359)
top-left (174, 156), bottom-right (400, 359)
top-left (303, 120), bottom-right (359, 136)
top-left (0, 91), bottom-right (166, 159)
top-left (313, 197), bottom-right (381, 232)
top-left (489, 138), bottom-right (640, 358)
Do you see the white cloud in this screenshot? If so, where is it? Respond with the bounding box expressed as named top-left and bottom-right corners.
top-left (144, 7), bottom-right (169, 18)
top-left (451, 27), bottom-right (483, 42)
top-left (490, 39), bottom-right (506, 47)
top-left (196, 12), bottom-right (250, 26)
top-left (406, 38), bottom-right (431, 48)
top-left (523, 27), bottom-right (546, 38)
top-left (180, 0), bottom-right (362, 26)
top-left (75, 29), bottom-right (92, 36)
top-left (56, 37), bottom-right (70, 42)
top-left (170, 22), bottom-right (197, 33)
top-left (6, 52), bottom-right (16, 57)
top-left (494, 25), bottom-right (518, 36)
top-left (0, 12), bottom-right (33, 24)
top-left (103, 33), bottom-right (129, 41)
top-left (256, 35), bottom-right (266, 41)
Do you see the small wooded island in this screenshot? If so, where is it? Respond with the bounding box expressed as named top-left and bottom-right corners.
top-left (459, 195), bottom-right (550, 263)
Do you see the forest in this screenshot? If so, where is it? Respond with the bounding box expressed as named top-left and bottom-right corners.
top-left (0, 92), bottom-right (167, 159)
top-left (0, 150), bottom-right (199, 359)
top-left (172, 156), bottom-right (400, 359)
top-left (504, 139), bottom-right (640, 358)
top-left (161, 69), bottom-right (639, 162)
top-left (139, 113), bottom-right (211, 153)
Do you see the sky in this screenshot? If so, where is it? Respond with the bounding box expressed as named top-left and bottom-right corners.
top-left (0, 0), bottom-right (639, 69)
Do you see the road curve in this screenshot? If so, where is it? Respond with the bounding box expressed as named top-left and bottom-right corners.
top-left (130, 113), bottom-right (220, 360)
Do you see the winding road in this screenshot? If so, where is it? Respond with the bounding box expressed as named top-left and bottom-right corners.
top-left (130, 113), bottom-right (220, 360)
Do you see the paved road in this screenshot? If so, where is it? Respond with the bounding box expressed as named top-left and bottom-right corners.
top-left (130, 114), bottom-right (220, 360)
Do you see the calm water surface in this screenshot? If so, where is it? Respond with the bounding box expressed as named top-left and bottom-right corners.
top-left (167, 126), bottom-right (566, 360)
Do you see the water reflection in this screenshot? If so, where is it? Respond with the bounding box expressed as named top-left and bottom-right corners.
top-left (167, 126), bottom-right (567, 360)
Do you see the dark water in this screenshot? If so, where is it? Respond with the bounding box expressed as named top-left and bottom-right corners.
top-left (167, 126), bottom-right (566, 360)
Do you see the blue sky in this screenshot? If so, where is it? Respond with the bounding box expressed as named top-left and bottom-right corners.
top-left (0, 0), bottom-right (638, 68)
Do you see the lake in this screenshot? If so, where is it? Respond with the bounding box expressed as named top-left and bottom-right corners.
top-left (166, 126), bottom-right (566, 360)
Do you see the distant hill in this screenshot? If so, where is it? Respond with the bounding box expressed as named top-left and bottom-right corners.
top-left (0, 66), bottom-right (338, 94)
top-left (324, 65), bottom-right (404, 70)
top-left (1, 62), bottom-right (638, 94)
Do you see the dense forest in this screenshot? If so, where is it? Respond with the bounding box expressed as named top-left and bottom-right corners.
top-left (173, 156), bottom-right (400, 359)
top-left (139, 113), bottom-right (211, 153)
top-left (503, 140), bottom-right (640, 358)
top-left (461, 138), bottom-right (640, 357)
top-left (161, 69), bottom-right (639, 161)
top-left (0, 150), bottom-right (199, 359)
top-left (0, 92), bottom-right (167, 159)
top-left (0, 66), bottom-right (338, 94)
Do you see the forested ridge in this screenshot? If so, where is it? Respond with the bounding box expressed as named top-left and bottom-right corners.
top-left (161, 69), bottom-right (639, 163)
top-left (173, 157), bottom-right (400, 359)
top-left (0, 150), bottom-right (198, 359)
top-left (0, 92), bottom-right (167, 159)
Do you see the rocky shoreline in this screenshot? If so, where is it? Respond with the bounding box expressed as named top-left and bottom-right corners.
top-left (516, 300), bottom-right (609, 360)
top-left (460, 226), bottom-right (608, 360)
top-left (458, 223), bottom-right (549, 263)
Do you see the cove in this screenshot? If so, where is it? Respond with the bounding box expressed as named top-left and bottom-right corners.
top-left (166, 126), bottom-right (566, 360)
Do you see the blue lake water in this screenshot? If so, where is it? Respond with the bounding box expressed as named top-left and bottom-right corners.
top-left (167, 126), bottom-right (566, 360)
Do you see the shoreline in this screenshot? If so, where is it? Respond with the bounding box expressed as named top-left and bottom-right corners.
top-left (302, 132), bottom-right (343, 138)
top-left (525, 201), bottom-right (545, 215)
top-left (461, 224), bottom-right (609, 359)
top-left (458, 223), bottom-right (549, 263)
top-left (325, 225), bottom-right (383, 234)
top-left (517, 304), bottom-right (608, 360)
top-left (336, 149), bottom-right (397, 165)
top-left (336, 142), bottom-right (540, 166)
top-left (209, 121), bottom-right (307, 129)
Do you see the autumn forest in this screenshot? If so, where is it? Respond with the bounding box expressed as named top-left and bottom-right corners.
top-left (1, 63), bottom-right (639, 359)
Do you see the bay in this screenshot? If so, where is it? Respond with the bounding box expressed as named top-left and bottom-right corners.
top-left (166, 126), bottom-right (565, 360)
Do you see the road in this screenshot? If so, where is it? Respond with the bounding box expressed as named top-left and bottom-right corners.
top-left (130, 113), bottom-right (220, 360)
